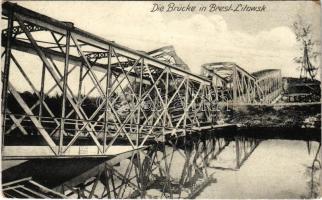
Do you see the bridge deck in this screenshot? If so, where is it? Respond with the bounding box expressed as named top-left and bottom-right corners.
top-left (3, 145), bottom-right (145, 159)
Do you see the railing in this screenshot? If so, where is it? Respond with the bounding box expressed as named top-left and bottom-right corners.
top-left (1, 2), bottom-right (215, 158)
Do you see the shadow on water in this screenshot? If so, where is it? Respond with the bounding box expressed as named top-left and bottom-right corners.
top-left (302, 141), bottom-right (321, 198)
top-left (139, 127), bottom-right (320, 199)
top-left (2, 127), bottom-right (320, 199)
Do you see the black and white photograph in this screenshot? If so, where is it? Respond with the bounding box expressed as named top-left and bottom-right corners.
top-left (1, 0), bottom-right (321, 199)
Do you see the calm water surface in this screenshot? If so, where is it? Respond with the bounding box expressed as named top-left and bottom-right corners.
top-left (197, 139), bottom-right (320, 199)
top-left (2, 138), bottom-right (320, 199)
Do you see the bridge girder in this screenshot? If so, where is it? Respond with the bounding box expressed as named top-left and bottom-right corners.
top-left (1, 2), bottom-right (215, 159)
top-left (253, 69), bottom-right (283, 103)
top-left (201, 63), bottom-right (283, 104)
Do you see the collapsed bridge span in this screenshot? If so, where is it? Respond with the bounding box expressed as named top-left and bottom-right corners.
top-left (201, 62), bottom-right (282, 104)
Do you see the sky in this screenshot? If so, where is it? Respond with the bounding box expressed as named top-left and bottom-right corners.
top-left (3, 1), bottom-right (321, 93)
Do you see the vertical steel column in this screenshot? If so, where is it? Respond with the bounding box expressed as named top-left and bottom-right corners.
top-left (136, 59), bottom-right (143, 147)
top-left (214, 78), bottom-right (218, 101)
top-left (184, 79), bottom-right (189, 134)
top-left (135, 60), bottom-right (144, 197)
top-left (1, 7), bottom-right (14, 149)
top-left (209, 86), bottom-right (215, 125)
top-left (76, 64), bottom-right (83, 135)
top-left (60, 29), bottom-right (71, 154)
top-left (162, 69), bottom-right (173, 198)
top-left (104, 46), bottom-right (112, 152)
top-left (246, 77), bottom-right (250, 102)
top-left (232, 66), bottom-right (237, 104)
top-left (39, 64), bottom-right (46, 122)
top-left (163, 69), bottom-right (168, 138)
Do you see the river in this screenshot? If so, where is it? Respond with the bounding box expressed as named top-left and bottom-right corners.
top-left (2, 135), bottom-right (320, 199)
top-left (197, 139), bottom-right (320, 199)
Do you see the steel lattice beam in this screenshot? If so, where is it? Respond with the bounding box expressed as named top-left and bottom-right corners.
top-left (1, 2), bottom-right (215, 159)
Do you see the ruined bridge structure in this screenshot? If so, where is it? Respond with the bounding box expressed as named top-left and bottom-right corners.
top-left (201, 62), bottom-right (282, 104)
top-left (1, 2), bottom-right (287, 198)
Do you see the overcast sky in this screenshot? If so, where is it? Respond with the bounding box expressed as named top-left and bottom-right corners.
top-left (6, 1), bottom-right (322, 91)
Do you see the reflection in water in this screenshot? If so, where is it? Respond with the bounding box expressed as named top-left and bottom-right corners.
top-left (140, 136), bottom-right (319, 199)
top-left (53, 134), bottom-right (258, 198)
top-left (108, 134), bottom-right (264, 198)
top-left (198, 139), bottom-right (320, 199)
top-left (2, 132), bottom-right (319, 199)
top-left (304, 142), bottom-right (321, 198)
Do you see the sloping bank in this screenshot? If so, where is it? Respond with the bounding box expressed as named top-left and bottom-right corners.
top-left (216, 103), bottom-right (321, 141)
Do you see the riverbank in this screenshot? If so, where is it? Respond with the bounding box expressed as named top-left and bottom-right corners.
top-left (219, 103), bottom-right (321, 128)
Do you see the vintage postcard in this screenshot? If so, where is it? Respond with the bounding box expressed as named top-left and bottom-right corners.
top-left (1, 0), bottom-right (321, 199)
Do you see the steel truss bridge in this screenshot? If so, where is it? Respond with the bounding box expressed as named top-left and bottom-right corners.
top-left (201, 62), bottom-right (282, 104)
top-left (0, 2), bottom-right (292, 198)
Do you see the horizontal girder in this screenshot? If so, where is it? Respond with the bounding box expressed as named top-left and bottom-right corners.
top-left (201, 62), bottom-right (282, 104)
top-left (2, 2), bottom-right (210, 84)
top-left (1, 1), bottom-right (282, 160)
